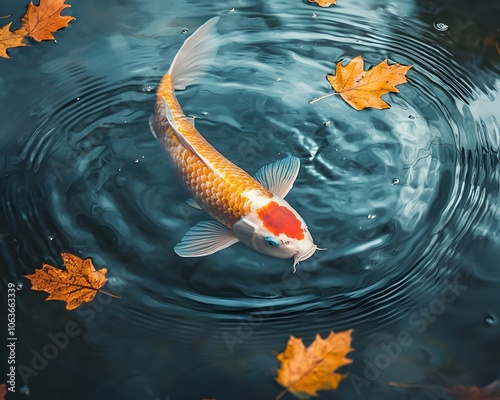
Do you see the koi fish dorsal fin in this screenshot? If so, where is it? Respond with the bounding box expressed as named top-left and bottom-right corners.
top-left (168, 17), bottom-right (220, 90)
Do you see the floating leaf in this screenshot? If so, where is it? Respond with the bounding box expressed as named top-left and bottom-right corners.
top-left (21, 0), bottom-right (75, 42)
top-left (275, 330), bottom-right (353, 399)
top-left (24, 252), bottom-right (109, 310)
top-left (316, 56), bottom-right (411, 110)
top-left (308, 0), bottom-right (337, 6)
top-left (0, 22), bottom-right (27, 58)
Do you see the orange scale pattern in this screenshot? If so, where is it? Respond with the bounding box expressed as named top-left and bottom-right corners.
top-left (154, 74), bottom-right (272, 228)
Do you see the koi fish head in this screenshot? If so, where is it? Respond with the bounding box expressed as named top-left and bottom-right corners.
top-left (233, 198), bottom-right (317, 269)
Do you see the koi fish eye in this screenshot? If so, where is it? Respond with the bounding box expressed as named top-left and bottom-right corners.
top-left (264, 237), bottom-right (280, 247)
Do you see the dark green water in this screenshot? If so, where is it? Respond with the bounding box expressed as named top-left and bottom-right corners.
top-left (1, 0), bottom-right (499, 399)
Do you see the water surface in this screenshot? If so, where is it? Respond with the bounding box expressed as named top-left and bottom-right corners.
top-left (0, 0), bottom-right (499, 399)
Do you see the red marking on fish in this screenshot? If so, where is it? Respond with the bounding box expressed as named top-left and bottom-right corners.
top-left (257, 201), bottom-right (304, 240)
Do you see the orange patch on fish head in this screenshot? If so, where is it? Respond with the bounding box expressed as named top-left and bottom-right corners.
top-left (256, 201), bottom-right (304, 240)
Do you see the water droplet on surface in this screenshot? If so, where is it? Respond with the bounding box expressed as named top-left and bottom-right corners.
top-left (16, 281), bottom-right (23, 290)
top-left (484, 315), bottom-right (496, 326)
top-left (433, 22), bottom-right (449, 32)
top-left (392, 178), bottom-right (400, 185)
top-left (180, 28), bottom-right (189, 34)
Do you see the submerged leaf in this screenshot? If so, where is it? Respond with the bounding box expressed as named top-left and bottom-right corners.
top-left (276, 330), bottom-right (353, 399)
top-left (448, 379), bottom-right (500, 400)
top-left (0, 383), bottom-right (6, 400)
top-left (24, 252), bottom-right (108, 310)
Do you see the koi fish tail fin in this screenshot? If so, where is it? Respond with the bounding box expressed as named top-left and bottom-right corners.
top-left (168, 16), bottom-right (220, 91)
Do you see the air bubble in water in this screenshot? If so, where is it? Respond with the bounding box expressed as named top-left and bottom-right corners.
top-left (324, 121), bottom-right (332, 127)
top-left (433, 22), bottom-right (449, 32)
top-left (19, 385), bottom-right (30, 395)
top-left (392, 178), bottom-right (400, 185)
top-left (201, 111), bottom-right (208, 116)
top-left (16, 281), bottom-right (23, 290)
top-left (484, 315), bottom-right (496, 326)
top-left (180, 28), bottom-right (189, 34)
top-left (367, 214), bottom-right (376, 219)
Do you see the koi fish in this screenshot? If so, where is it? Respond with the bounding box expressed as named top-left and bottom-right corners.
top-left (150, 17), bottom-right (318, 269)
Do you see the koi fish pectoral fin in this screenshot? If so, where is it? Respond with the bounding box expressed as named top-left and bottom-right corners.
top-left (174, 220), bottom-right (240, 257)
top-left (253, 156), bottom-right (301, 198)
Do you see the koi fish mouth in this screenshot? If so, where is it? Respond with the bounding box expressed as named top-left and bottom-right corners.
top-left (293, 245), bottom-right (318, 272)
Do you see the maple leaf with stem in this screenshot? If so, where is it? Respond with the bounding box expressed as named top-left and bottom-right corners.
top-left (308, 0), bottom-right (337, 6)
top-left (21, 0), bottom-right (75, 42)
top-left (310, 56), bottom-right (411, 110)
top-left (0, 22), bottom-right (27, 58)
top-left (24, 252), bottom-right (118, 310)
top-left (275, 330), bottom-right (353, 399)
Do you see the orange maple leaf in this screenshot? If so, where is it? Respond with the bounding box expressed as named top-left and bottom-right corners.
top-left (21, 0), bottom-right (75, 42)
top-left (275, 330), bottom-right (353, 399)
top-left (24, 252), bottom-right (110, 310)
top-left (308, 0), bottom-right (337, 6)
top-left (321, 56), bottom-right (411, 110)
top-left (0, 22), bottom-right (27, 58)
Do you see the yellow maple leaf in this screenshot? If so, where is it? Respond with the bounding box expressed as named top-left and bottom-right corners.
top-left (324, 56), bottom-right (411, 110)
top-left (24, 252), bottom-right (110, 310)
top-left (308, 0), bottom-right (337, 6)
top-left (275, 330), bottom-right (353, 399)
top-left (0, 22), bottom-right (27, 58)
top-left (21, 0), bottom-right (75, 42)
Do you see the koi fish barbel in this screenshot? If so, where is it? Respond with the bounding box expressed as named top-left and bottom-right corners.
top-left (150, 17), bottom-right (318, 269)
